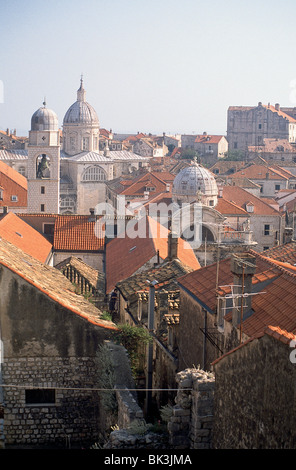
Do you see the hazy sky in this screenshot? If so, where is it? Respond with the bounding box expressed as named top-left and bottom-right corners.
top-left (1, 0), bottom-right (296, 137)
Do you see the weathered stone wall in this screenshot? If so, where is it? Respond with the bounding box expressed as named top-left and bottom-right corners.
top-left (115, 386), bottom-right (144, 430)
top-left (178, 290), bottom-right (219, 371)
top-left (213, 334), bottom-right (296, 449)
top-left (2, 356), bottom-right (101, 447)
top-left (168, 369), bottom-right (215, 449)
top-left (0, 266), bottom-right (114, 448)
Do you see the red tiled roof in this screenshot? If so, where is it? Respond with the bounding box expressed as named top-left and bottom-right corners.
top-left (106, 216), bottom-right (200, 293)
top-left (0, 160), bottom-right (27, 208)
top-left (215, 197), bottom-right (248, 215)
top-left (178, 252), bottom-right (279, 313)
top-left (228, 104), bottom-right (296, 123)
top-left (119, 171), bottom-right (174, 197)
top-left (230, 164), bottom-right (293, 181)
top-left (0, 160), bottom-right (27, 190)
top-left (221, 185), bottom-right (280, 215)
top-left (53, 215), bottom-right (104, 252)
top-left (195, 134), bottom-right (224, 144)
top-left (0, 212), bottom-right (52, 263)
top-left (0, 237), bottom-right (116, 330)
top-left (262, 104), bottom-right (296, 123)
top-left (212, 325), bottom-right (296, 366)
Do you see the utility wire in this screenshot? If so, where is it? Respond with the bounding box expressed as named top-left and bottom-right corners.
top-left (0, 384), bottom-right (192, 392)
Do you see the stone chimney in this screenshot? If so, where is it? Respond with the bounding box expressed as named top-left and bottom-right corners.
top-left (167, 231), bottom-right (178, 261)
top-left (230, 253), bottom-right (256, 327)
top-left (275, 103), bottom-right (280, 111)
top-left (88, 208), bottom-right (95, 222)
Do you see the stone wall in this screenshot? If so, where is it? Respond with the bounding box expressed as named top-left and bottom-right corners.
top-left (178, 290), bottom-right (219, 371)
top-left (114, 386), bottom-right (144, 430)
top-left (2, 356), bottom-right (102, 447)
top-left (168, 369), bottom-right (215, 449)
top-left (212, 334), bottom-right (296, 449)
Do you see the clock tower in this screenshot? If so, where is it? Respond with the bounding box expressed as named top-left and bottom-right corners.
top-left (27, 100), bottom-right (60, 213)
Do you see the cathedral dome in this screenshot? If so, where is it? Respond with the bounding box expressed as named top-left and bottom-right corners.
top-left (31, 102), bottom-right (58, 131)
top-left (63, 78), bottom-right (99, 125)
top-left (172, 160), bottom-right (218, 200)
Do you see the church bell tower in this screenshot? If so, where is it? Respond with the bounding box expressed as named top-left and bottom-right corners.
top-left (27, 100), bottom-right (60, 213)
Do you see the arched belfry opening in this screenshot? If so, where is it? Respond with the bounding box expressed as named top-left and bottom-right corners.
top-left (36, 154), bottom-right (51, 179)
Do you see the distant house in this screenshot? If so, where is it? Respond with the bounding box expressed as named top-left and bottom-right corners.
top-left (219, 185), bottom-right (285, 251)
top-left (106, 171), bottom-right (174, 210)
top-left (0, 238), bottom-right (116, 448)
top-left (227, 102), bottom-right (296, 151)
top-left (0, 129), bottom-right (27, 150)
top-left (194, 132), bottom-right (228, 160)
top-left (0, 160), bottom-right (27, 213)
top-left (227, 162), bottom-right (296, 197)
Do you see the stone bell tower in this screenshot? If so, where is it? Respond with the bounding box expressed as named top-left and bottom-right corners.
top-left (27, 100), bottom-right (60, 213)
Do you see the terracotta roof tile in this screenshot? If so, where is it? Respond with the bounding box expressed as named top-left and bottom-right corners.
top-left (0, 212), bottom-right (52, 263)
top-left (0, 238), bottom-right (116, 330)
top-left (230, 163), bottom-right (295, 181)
top-left (215, 197), bottom-right (248, 215)
top-left (53, 215), bottom-right (104, 252)
top-left (117, 258), bottom-right (193, 300)
top-left (212, 325), bottom-right (296, 366)
top-left (106, 216), bottom-right (200, 293)
top-left (195, 134), bottom-right (224, 144)
top-left (120, 171), bottom-right (174, 197)
top-left (55, 256), bottom-right (105, 293)
top-left (0, 160), bottom-right (27, 190)
top-left (221, 185), bottom-right (280, 215)
top-left (0, 160), bottom-right (27, 208)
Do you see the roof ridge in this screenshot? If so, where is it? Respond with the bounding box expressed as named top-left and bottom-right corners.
top-left (250, 249), bottom-right (296, 277)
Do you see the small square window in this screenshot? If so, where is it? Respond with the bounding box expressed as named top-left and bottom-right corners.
top-left (25, 389), bottom-right (55, 405)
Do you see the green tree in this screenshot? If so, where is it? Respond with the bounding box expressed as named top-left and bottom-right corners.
top-left (112, 324), bottom-right (152, 377)
top-left (223, 150), bottom-right (246, 161)
top-left (179, 148), bottom-right (200, 161)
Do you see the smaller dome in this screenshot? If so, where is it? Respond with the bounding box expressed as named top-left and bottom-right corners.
top-left (173, 161), bottom-right (218, 198)
top-left (31, 102), bottom-right (58, 131)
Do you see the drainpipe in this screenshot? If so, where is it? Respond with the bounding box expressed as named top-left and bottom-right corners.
top-left (203, 308), bottom-right (207, 370)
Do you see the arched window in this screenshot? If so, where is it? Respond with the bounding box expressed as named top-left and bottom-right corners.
top-left (36, 154), bottom-right (50, 179)
top-left (18, 166), bottom-right (26, 177)
top-left (60, 196), bottom-right (76, 209)
top-left (82, 166), bottom-right (106, 182)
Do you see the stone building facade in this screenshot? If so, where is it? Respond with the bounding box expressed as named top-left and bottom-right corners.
top-left (0, 238), bottom-right (116, 448)
top-left (227, 102), bottom-right (296, 152)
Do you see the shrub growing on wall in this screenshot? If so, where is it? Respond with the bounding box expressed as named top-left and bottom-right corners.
top-left (111, 324), bottom-right (152, 378)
